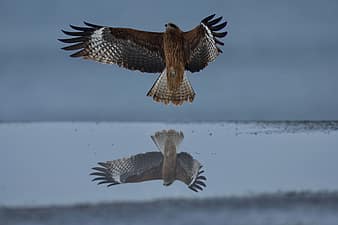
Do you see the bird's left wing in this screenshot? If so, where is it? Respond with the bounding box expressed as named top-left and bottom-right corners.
top-left (176, 152), bottom-right (206, 192)
top-left (91, 152), bottom-right (163, 187)
top-left (184, 14), bottom-right (227, 73)
top-left (59, 22), bottom-right (165, 73)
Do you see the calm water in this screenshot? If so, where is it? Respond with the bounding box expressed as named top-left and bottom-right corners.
top-left (1, 121), bottom-right (338, 224)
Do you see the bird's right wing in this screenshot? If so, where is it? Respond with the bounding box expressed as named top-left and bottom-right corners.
top-left (59, 22), bottom-right (165, 73)
top-left (91, 152), bottom-right (163, 186)
top-left (176, 152), bottom-right (206, 192)
top-left (184, 14), bottom-right (227, 73)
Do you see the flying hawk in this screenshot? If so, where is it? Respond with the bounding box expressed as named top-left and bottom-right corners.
top-left (59, 14), bottom-right (227, 105)
top-left (90, 130), bottom-right (206, 192)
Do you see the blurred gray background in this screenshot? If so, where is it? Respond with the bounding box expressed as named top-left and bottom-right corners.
top-left (1, 0), bottom-right (338, 122)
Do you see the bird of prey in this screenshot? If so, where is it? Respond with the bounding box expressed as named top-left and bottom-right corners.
top-left (90, 130), bottom-right (206, 192)
top-left (59, 14), bottom-right (227, 105)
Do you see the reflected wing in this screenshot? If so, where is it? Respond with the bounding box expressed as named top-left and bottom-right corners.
top-left (91, 152), bottom-right (163, 187)
top-left (184, 14), bottom-right (227, 72)
top-left (176, 152), bottom-right (206, 192)
top-left (59, 22), bottom-right (165, 73)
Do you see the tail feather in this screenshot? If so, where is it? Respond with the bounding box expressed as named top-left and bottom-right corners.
top-left (151, 130), bottom-right (184, 153)
top-left (147, 69), bottom-right (195, 105)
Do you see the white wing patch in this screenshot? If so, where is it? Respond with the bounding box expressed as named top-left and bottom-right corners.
top-left (91, 27), bottom-right (104, 39)
top-left (200, 23), bottom-right (219, 62)
top-left (201, 23), bottom-right (216, 45)
top-left (88, 27), bottom-right (122, 64)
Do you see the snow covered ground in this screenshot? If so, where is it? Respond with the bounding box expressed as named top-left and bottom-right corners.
top-left (1, 121), bottom-right (337, 207)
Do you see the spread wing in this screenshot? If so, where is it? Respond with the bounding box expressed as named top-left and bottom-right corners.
top-left (90, 152), bottom-right (163, 186)
top-left (184, 14), bottom-right (228, 73)
top-left (176, 152), bottom-right (206, 192)
top-left (59, 22), bottom-right (165, 73)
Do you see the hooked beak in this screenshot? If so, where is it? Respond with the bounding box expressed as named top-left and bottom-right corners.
top-left (163, 181), bottom-right (173, 186)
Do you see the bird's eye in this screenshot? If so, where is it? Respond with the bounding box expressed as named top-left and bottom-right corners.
top-left (165, 23), bottom-right (178, 29)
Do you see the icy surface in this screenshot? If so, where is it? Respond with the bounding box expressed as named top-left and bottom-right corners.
top-left (1, 122), bottom-right (337, 207)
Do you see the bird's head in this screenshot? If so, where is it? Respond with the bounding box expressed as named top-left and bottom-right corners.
top-left (163, 180), bottom-right (174, 186)
top-left (165, 22), bottom-right (179, 31)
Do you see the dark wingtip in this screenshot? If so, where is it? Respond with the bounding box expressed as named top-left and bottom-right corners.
top-left (92, 177), bottom-right (106, 182)
top-left (90, 162), bottom-right (121, 188)
top-left (69, 24), bottom-right (92, 32)
top-left (189, 182), bottom-right (204, 192)
top-left (202, 14), bottom-right (216, 23)
top-left (212, 21), bottom-right (227, 31)
top-left (90, 172), bottom-right (106, 176)
top-left (213, 31), bottom-right (227, 38)
top-left (98, 162), bottom-right (108, 167)
top-left (189, 186), bottom-right (198, 192)
top-left (61, 29), bottom-right (89, 37)
top-left (195, 185), bottom-right (203, 191)
top-left (98, 181), bottom-right (110, 185)
top-left (188, 165), bottom-right (207, 192)
top-left (92, 166), bottom-right (107, 172)
top-left (58, 37), bottom-right (88, 44)
top-left (207, 16), bottom-right (223, 26)
top-left (69, 24), bottom-right (80, 30)
top-left (58, 38), bottom-right (66, 43)
top-left (197, 175), bottom-right (207, 181)
top-left (201, 14), bottom-right (227, 51)
top-left (83, 21), bottom-right (102, 28)
top-left (215, 39), bottom-right (224, 46)
top-left (195, 180), bottom-right (206, 187)
top-left (61, 43), bottom-right (85, 51)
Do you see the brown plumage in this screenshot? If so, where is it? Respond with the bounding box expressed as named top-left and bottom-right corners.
top-left (163, 23), bottom-right (186, 91)
top-left (162, 133), bottom-right (178, 185)
top-left (90, 130), bottom-right (206, 192)
top-left (59, 14), bottom-right (227, 105)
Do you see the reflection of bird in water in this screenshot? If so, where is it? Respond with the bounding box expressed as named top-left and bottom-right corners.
top-left (91, 130), bottom-right (206, 192)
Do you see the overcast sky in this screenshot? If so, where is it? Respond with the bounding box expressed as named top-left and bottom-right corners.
top-left (1, 0), bottom-right (338, 121)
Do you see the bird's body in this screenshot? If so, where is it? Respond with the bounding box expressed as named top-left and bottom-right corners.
top-left (162, 136), bottom-right (177, 185)
top-left (90, 130), bottom-right (206, 192)
top-left (163, 24), bottom-right (186, 91)
top-left (59, 14), bottom-right (227, 105)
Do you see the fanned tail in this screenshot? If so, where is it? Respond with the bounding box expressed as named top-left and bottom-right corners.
top-left (147, 69), bottom-right (195, 105)
top-left (151, 129), bottom-right (184, 153)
